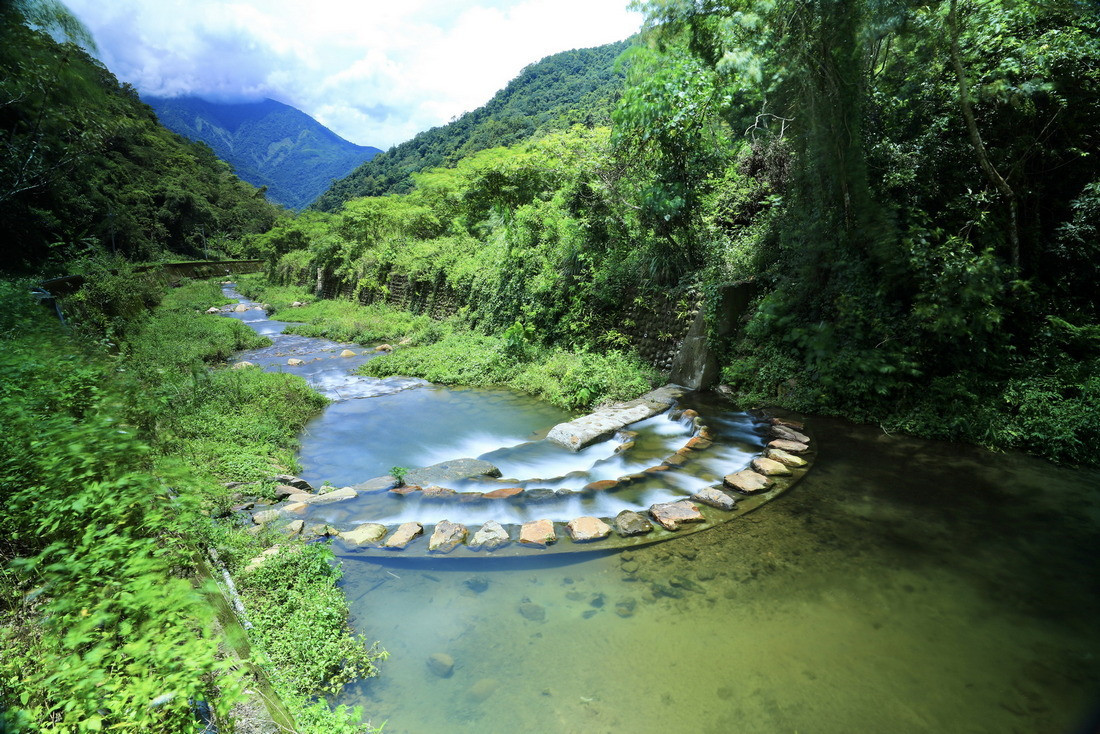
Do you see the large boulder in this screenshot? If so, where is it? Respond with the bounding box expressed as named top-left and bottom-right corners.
top-left (649, 500), bottom-right (705, 531)
top-left (428, 521), bottom-right (468, 553)
top-left (469, 521), bottom-right (510, 550)
top-left (567, 516), bottom-right (612, 542)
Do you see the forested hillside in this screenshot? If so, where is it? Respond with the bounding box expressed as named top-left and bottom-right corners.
top-left (0, 7), bottom-right (282, 271)
top-left (311, 40), bottom-right (628, 210)
top-left (251, 0), bottom-right (1099, 465)
top-left (145, 96), bottom-right (381, 210)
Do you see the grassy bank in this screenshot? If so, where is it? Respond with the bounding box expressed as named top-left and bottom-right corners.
top-left (0, 274), bottom-right (385, 733)
top-left (235, 273), bottom-right (661, 411)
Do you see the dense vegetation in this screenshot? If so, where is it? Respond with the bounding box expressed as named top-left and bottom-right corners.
top-left (145, 96), bottom-right (381, 210)
top-left (260, 0), bottom-right (1098, 465)
top-left (312, 41), bottom-right (629, 209)
top-left (0, 5), bottom-right (284, 271)
top-left (1, 272), bottom-right (386, 733)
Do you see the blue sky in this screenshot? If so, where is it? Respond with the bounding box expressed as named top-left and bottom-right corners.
top-left (65, 0), bottom-right (643, 149)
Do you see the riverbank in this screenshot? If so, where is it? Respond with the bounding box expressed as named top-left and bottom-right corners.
top-left (0, 274), bottom-right (385, 733)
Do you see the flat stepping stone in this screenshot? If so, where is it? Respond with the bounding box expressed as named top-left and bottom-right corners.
top-left (567, 516), bottom-right (612, 542)
top-left (692, 487), bottom-right (737, 510)
top-left (483, 487), bottom-right (523, 499)
top-left (469, 521), bottom-right (510, 550)
top-left (768, 439), bottom-right (809, 453)
top-left (769, 417), bottom-right (805, 430)
top-left (404, 458), bottom-right (502, 485)
top-left (583, 480), bottom-right (619, 492)
top-left (428, 521), bottom-right (467, 552)
top-left (546, 385), bottom-right (688, 451)
top-left (422, 485), bottom-right (457, 498)
top-left (615, 510), bottom-right (653, 536)
top-left (519, 519), bottom-right (558, 547)
top-left (649, 500), bottom-right (705, 531)
top-left (351, 476), bottom-right (399, 492)
top-left (383, 522), bottom-right (423, 549)
top-left (766, 448), bottom-right (807, 468)
top-left (771, 424), bottom-right (811, 443)
top-left (723, 469), bottom-right (773, 494)
top-left (340, 523), bottom-right (387, 547)
top-left (685, 436), bottom-right (713, 450)
top-left (752, 456), bottom-right (792, 476)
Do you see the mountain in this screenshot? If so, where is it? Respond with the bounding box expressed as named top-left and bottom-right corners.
top-left (311, 40), bottom-right (629, 212)
top-left (144, 96), bottom-right (381, 210)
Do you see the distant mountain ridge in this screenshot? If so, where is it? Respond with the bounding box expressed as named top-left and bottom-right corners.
top-left (143, 96), bottom-right (381, 210)
top-left (312, 40), bottom-right (630, 212)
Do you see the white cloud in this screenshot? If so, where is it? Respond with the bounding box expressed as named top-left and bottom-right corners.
top-left (65, 0), bottom-right (643, 149)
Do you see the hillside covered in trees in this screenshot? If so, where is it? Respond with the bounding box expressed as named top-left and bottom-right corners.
top-left (0, 6), bottom-right (283, 271)
top-left (311, 40), bottom-right (629, 210)
top-left (145, 96), bottom-right (381, 210)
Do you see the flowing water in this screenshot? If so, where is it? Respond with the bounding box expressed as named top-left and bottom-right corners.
top-left (222, 286), bottom-right (1100, 733)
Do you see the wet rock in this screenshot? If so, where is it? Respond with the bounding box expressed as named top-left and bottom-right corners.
top-left (615, 597), bottom-right (636, 618)
top-left (771, 424), bottom-right (811, 444)
top-left (281, 501), bottom-right (308, 515)
top-left (428, 521), bottom-right (468, 552)
top-left (643, 465), bottom-right (671, 473)
top-left (518, 602), bottom-right (546, 622)
top-left (231, 360), bottom-right (254, 369)
top-left (469, 521), bottom-right (510, 550)
top-left (300, 486), bottom-right (357, 504)
top-left (340, 523), bottom-right (387, 547)
top-left (649, 500), bottom-right (705, 531)
top-left (389, 484), bottom-right (421, 496)
top-left (422, 485), bottom-right (457, 498)
top-left (464, 576), bottom-right (490, 593)
top-left (270, 474), bottom-right (314, 492)
top-left (339, 349), bottom-right (357, 357)
top-left (287, 358), bottom-right (304, 366)
top-left (351, 475), bottom-right (399, 492)
top-left (283, 519), bottom-right (304, 537)
top-left (769, 416), bottom-right (805, 430)
top-left (382, 522), bottom-right (423, 549)
top-left (685, 436), bottom-right (713, 450)
top-left (234, 304), bottom-right (248, 312)
top-left (614, 440), bottom-right (635, 454)
top-left (582, 479), bottom-right (619, 492)
top-left (566, 516), bottom-right (612, 542)
top-left (692, 487), bottom-right (738, 510)
top-left (375, 344), bottom-right (393, 352)
top-left (273, 484), bottom-right (309, 501)
top-left (302, 522), bottom-right (334, 539)
top-left (206, 306), bottom-right (221, 314)
top-left (427, 652), bottom-right (454, 678)
top-left (482, 486), bottom-right (523, 499)
top-left (752, 456), bottom-right (792, 476)
top-left (545, 385), bottom-right (688, 451)
top-left (767, 438), bottom-right (809, 454)
top-left (404, 458), bottom-right (502, 485)
top-left (664, 452), bottom-right (689, 466)
top-left (519, 519), bottom-right (557, 547)
top-left (766, 448), bottom-right (808, 468)
top-left (723, 469), bottom-right (774, 494)
top-left (252, 509), bottom-right (281, 525)
top-left (615, 510), bottom-right (653, 536)
top-left (524, 489), bottom-right (558, 503)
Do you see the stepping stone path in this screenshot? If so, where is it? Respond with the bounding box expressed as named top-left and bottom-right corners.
top-left (238, 389), bottom-right (814, 557)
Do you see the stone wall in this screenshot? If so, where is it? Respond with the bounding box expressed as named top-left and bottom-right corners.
top-left (307, 267), bottom-right (703, 372)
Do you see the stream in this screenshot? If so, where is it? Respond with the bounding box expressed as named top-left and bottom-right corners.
top-left (223, 286), bottom-right (1100, 733)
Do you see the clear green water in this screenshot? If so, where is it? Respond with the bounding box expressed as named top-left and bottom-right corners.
top-left (336, 416), bottom-right (1100, 733)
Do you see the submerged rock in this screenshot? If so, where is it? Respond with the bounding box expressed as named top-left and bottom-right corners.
top-left (723, 469), bottom-right (774, 494)
top-left (469, 521), bottom-right (510, 550)
top-left (649, 500), bottom-right (705, 531)
top-left (518, 601), bottom-right (546, 622)
top-left (464, 576), bottom-right (490, 593)
top-left (340, 523), bottom-right (387, 547)
top-left (383, 522), bottom-right (423, 549)
top-left (467, 678), bottom-right (499, 702)
top-left (752, 456), bottom-right (792, 476)
top-left (427, 652), bottom-right (455, 678)
top-left (615, 510), bottom-right (653, 536)
top-left (428, 521), bottom-right (468, 552)
top-left (567, 516), bottom-right (612, 542)
top-left (692, 487), bottom-right (738, 510)
top-left (519, 519), bottom-right (557, 547)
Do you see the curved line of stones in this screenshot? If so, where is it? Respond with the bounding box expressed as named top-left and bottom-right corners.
top-left (243, 411), bottom-right (813, 557)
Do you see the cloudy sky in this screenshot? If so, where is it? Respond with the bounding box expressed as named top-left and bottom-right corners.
top-left (65, 0), bottom-right (643, 150)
